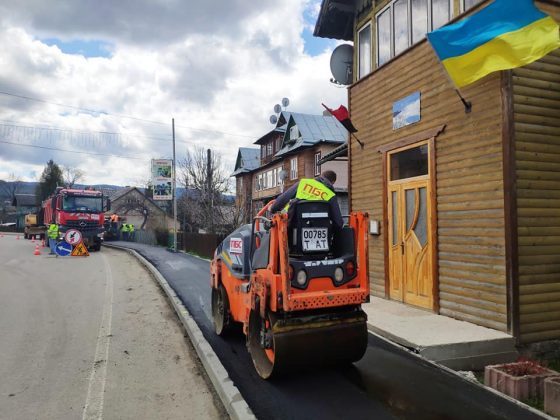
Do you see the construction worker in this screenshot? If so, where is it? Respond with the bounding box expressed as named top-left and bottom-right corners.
top-left (110, 214), bottom-right (119, 236)
top-left (128, 224), bottom-right (135, 241)
top-left (47, 223), bottom-right (59, 255)
top-left (120, 223), bottom-right (129, 241)
top-left (270, 170), bottom-right (343, 230)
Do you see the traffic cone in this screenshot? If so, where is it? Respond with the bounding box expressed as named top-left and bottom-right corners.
top-left (16, 235), bottom-right (20, 240)
top-left (31, 236), bottom-right (36, 243)
top-left (41, 239), bottom-right (46, 248)
top-left (34, 245), bottom-right (41, 256)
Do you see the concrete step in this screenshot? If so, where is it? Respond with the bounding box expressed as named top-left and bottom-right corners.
top-left (363, 297), bottom-right (518, 371)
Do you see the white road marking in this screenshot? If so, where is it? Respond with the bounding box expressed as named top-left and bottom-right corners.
top-left (82, 254), bottom-right (114, 420)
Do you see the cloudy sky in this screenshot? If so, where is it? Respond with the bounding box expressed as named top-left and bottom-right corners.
top-left (0, 0), bottom-right (348, 188)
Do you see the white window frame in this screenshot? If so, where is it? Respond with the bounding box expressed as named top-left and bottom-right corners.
top-left (357, 22), bottom-right (372, 80)
top-left (290, 158), bottom-right (298, 180)
top-left (267, 142), bottom-right (273, 156)
top-left (314, 152), bottom-right (321, 176)
top-left (375, 0), bottom-right (453, 67)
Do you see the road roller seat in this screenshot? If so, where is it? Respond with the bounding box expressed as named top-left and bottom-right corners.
top-left (287, 200), bottom-right (333, 257)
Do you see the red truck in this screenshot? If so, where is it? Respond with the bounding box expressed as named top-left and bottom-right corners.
top-left (42, 187), bottom-right (110, 251)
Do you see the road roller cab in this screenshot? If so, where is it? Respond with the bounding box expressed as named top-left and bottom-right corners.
top-left (211, 200), bottom-right (370, 379)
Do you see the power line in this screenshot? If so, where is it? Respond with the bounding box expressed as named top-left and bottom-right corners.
top-left (0, 90), bottom-right (256, 139)
top-left (0, 139), bottom-right (149, 161)
top-left (0, 121), bottom-right (172, 142)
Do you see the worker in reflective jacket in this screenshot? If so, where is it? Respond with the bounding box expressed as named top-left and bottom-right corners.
top-left (47, 223), bottom-right (59, 255)
top-left (270, 170), bottom-right (343, 229)
top-left (120, 223), bottom-right (129, 241)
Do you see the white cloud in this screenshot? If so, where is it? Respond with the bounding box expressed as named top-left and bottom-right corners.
top-left (0, 0), bottom-right (347, 187)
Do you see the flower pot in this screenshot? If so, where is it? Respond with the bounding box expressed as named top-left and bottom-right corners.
top-left (484, 362), bottom-right (558, 401)
top-left (545, 376), bottom-right (560, 417)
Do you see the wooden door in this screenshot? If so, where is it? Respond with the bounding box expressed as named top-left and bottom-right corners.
top-left (387, 142), bottom-right (434, 310)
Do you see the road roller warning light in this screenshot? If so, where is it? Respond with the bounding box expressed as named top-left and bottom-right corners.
top-left (210, 200), bottom-right (370, 379)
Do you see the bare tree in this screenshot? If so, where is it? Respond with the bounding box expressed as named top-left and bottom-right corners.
top-left (0, 173), bottom-right (22, 203)
top-left (113, 196), bottom-right (150, 230)
top-left (62, 166), bottom-right (85, 188)
top-left (179, 147), bottom-right (232, 233)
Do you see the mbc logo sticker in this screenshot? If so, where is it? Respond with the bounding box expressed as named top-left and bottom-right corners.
top-left (230, 238), bottom-right (243, 254)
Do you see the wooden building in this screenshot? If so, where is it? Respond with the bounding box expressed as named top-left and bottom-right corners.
top-left (314, 0), bottom-right (560, 346)
top-left (233, 111), bottom-right (350, 219)
top-left (232, 148), bottom-right (260, 224)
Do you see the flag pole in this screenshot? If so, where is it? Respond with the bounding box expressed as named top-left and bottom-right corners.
top-left (321, 103), bottom-right (364, 148)
top-left (455, 89), bottom-right (472, 113)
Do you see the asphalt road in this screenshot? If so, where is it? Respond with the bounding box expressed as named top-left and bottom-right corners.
top-left (0, 235), bottom-right (224, 420)
top-left (108, 241), bottom-right (544, 420)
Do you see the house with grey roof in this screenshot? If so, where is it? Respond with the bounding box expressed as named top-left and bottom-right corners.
top-left (231, 147), bottom-right (261, 223)
top-left (232, 110), bottom-right (350, 221)
top-left (12, 193), bottom-right (39, 230)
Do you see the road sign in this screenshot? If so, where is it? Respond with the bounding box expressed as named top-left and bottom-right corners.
top-left (71, 241), bottom-right (90, 257)
top-left (65, 229), bottom-right (82, 246)
top-left (55, 241), bottom-right (72, 257)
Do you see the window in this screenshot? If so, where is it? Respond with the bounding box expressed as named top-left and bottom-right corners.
top-left (267, 142), bottom-right (273, 156)
top-left (390, 144), bottom-right (429, 181)
top-left (261, 146), bottom-right (265, 159)
top-left (462, 0), bottom-right (482, 12)
top-left (276, 137), bottom-right (282, 152)
top-left (432, 0), bottom-right (450, 30)
top-left (412, 0), bottom-right (428, 44)
top-left (277, 167), bottom-right (283, 184)
top-left (376, 0), bottom-right (453, 66)
top-left (290, 158), bottom-right (298, 180)
top-left (267, 170), bottom-right (273, 188)
top-left (358, 23), bottom-right (372, 79)
top-left (394, 0), bottom-right (409, 56)
top-left (314, 152), bottom-right (321, 176)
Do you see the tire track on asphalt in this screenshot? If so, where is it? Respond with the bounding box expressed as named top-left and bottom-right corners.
top-left (82, 254), bottom-right (114, 420)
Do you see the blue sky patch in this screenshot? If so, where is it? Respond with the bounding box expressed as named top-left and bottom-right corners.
top-left (42, 38), bottom-right (113, 58)
top-left (302, 3), bottom-right (336, 56)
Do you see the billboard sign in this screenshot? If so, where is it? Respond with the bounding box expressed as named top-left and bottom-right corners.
top-left (151, 159), bottom-right (173, 201)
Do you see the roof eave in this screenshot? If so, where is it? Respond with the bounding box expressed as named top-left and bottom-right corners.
top-left (313, 0), bottom-right (355, 41)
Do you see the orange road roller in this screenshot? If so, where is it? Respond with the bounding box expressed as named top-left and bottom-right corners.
top-left (210, 200), bottom-right (370, 379)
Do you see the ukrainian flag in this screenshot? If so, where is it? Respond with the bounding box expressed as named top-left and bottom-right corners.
top-left (427, 0), bottom-right (560, 88)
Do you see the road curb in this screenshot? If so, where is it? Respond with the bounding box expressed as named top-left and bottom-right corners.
top-left (367, 329), bottom-right (552, 419)
top-left (105, 244), bottom-right (256, 420)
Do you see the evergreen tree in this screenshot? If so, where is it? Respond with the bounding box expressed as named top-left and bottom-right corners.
top-left (36, 160), bottom-right (63, 201)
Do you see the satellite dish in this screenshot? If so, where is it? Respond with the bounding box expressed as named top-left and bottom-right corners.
top-left (269, 115), bottom-right (278, 124)
top-left (282, 97), bottom-right (290, 108)
top-left (330, 44), bottom-right (354, 85)
top-left (273, 104), bottom-right (282, 114)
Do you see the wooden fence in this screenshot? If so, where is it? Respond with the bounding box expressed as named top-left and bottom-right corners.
top-left (180, 232), bottom-right (225, 259)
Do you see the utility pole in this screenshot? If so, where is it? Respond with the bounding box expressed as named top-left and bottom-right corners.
top-left (172, 118), bottom-right (177, 252)
top-left (207, 148), bottom-right (213, 233)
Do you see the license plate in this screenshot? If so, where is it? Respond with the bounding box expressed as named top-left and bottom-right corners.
top-left (302, 228), bottom-right (329, 251)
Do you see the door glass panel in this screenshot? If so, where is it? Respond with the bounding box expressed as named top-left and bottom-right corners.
top-left (390, 144), bottom-right (428, 180)
top-left (391, 191), bottom-right (398, 245)
top-left (405, 189), bottom-right (416, 232)
top-left (414, 187), bottom-right (428, 246)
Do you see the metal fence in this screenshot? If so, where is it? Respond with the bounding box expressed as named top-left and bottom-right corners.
top-left (129, 229), bottom-right (157, 246)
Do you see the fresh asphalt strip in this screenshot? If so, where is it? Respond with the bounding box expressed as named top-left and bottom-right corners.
top-left (104, 242), bottom-right (550, 420)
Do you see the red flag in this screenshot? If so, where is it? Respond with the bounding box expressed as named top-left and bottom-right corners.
top-left (322, 104), bottom-right (357, 133)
